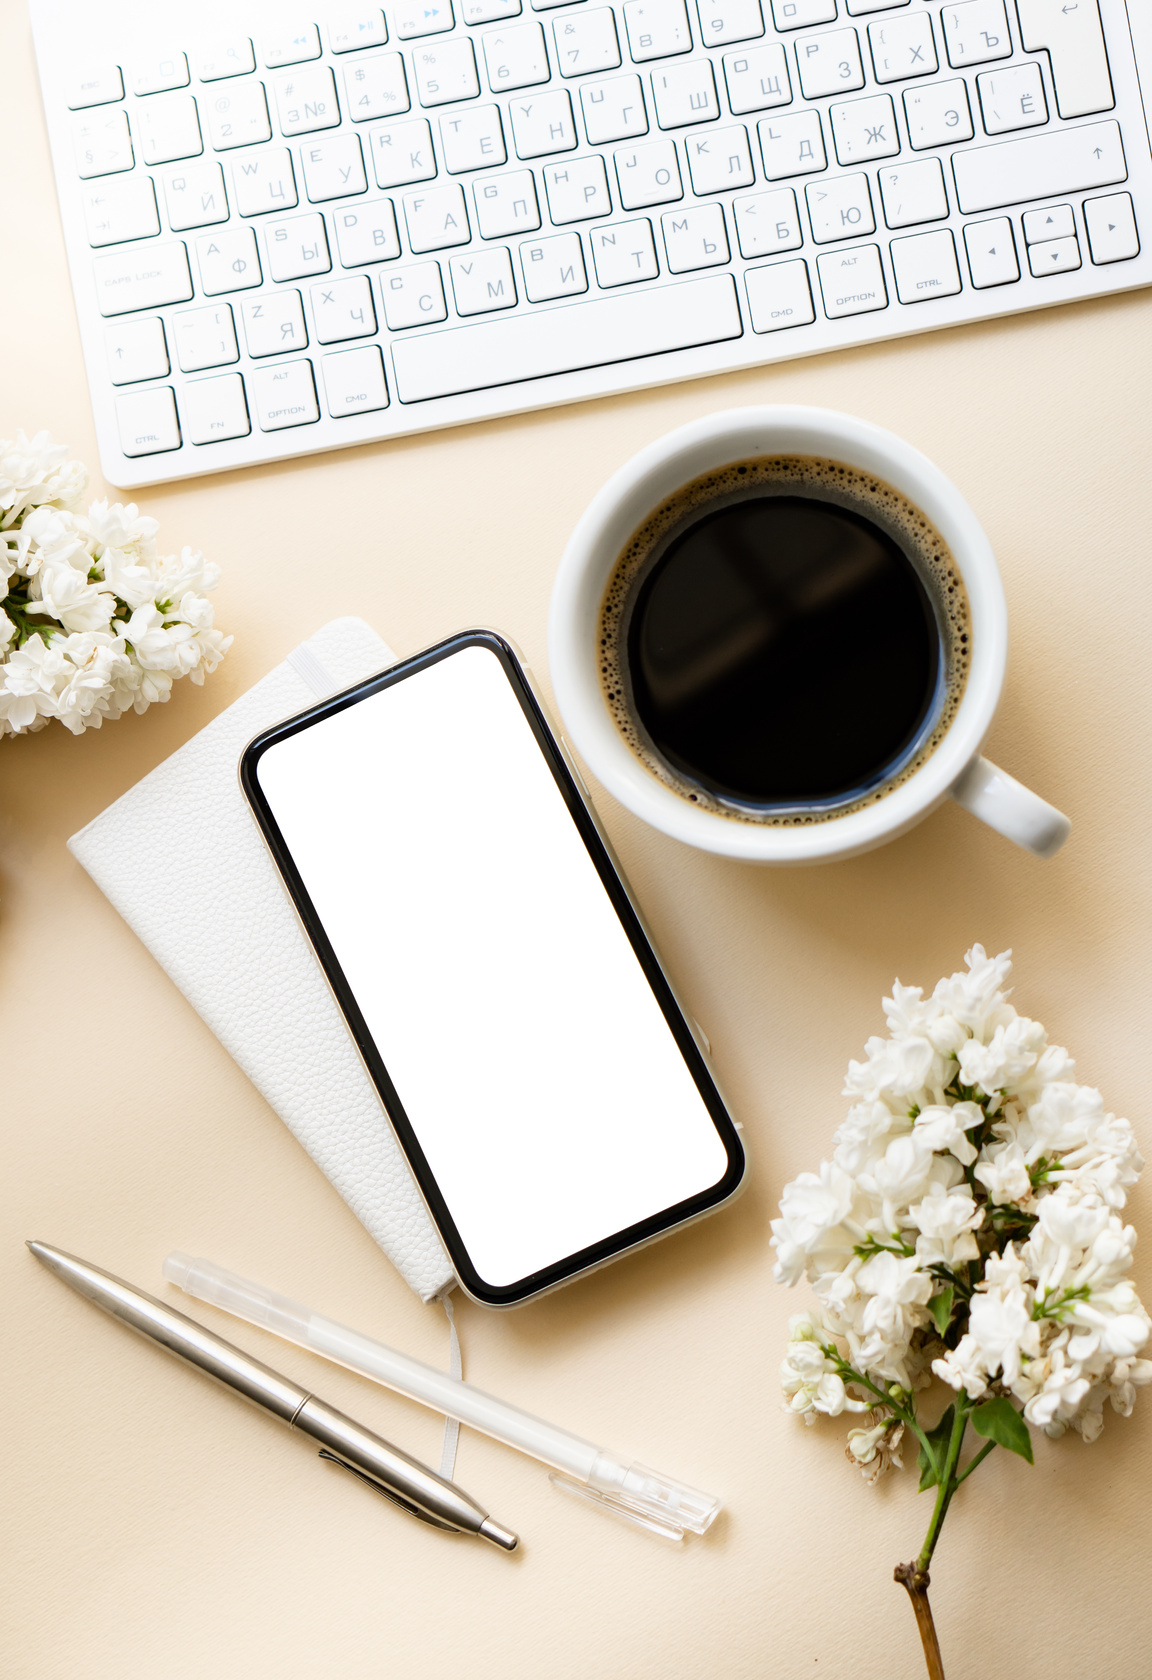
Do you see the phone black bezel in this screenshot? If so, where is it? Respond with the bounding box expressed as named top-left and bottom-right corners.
top-left (240, 630), bottom-right (746, 1306)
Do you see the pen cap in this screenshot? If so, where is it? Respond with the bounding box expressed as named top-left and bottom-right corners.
top-left (164, 1253), bottom-right (314, 1342)
top-left (584, 1453), bottom-right (721, 1538)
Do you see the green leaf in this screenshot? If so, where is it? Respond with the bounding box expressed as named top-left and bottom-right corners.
top-left (917, 1403), bottom-right (954, 1491)
top-left (928, 1284), bottom-right (954, 1337)
top-left (971, 1396), bottom-right (1033, 1464)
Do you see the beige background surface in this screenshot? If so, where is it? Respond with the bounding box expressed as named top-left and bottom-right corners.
top-left (3, 2), bottom-right (1151, 1675)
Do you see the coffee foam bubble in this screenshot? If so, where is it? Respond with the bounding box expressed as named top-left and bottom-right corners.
top-left (597, 455), bottom-right (972, 826)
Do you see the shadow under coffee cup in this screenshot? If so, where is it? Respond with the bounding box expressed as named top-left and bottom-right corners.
top-left (548, 406), bottom-right (1070, 865)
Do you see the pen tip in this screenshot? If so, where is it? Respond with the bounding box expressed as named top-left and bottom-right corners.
top-left (478, 1519), bottom-right (519, 1552)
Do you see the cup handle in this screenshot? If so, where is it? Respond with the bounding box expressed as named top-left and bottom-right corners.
top-left (950, 757), bottom-right (1071, 858)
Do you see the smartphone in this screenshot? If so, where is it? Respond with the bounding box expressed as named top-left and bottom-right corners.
top-left (240, 630), bottom-right (745, 1306)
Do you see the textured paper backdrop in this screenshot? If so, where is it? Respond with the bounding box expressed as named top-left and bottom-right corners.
top-left (3, 1), bottom-right (1151, 1674)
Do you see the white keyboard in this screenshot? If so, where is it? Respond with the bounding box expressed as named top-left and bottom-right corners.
top-left (31, 0), bottom-right (1152, 487)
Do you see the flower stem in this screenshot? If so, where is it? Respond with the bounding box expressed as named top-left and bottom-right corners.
top-left (894, 1564), bottom-right (946, 1680)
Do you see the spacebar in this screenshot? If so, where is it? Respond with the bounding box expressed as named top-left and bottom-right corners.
top-left (391, 274), bottom-right (743, 403)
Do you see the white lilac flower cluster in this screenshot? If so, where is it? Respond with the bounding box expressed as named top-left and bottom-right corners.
top-left (773, 946), bottom-right (1151, 1472)
top-left (0, 430), bottom-right (230, 736)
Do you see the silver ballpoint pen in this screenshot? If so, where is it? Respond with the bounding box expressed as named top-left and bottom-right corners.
top-left (27, 1242), bottom-right (518, 1552)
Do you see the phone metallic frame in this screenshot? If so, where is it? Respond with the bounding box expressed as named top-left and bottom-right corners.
top-left (240, 629), bottom-right (747, 1307)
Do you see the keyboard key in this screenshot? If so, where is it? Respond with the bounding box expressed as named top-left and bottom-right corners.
top-left (262, 24), bottom-right (322, 67)
top-left (555, 9), bottom-right (621, 74)
top-left (623, 0), bottom-right (692, 62)
top-left (380, 261), bottom-right (449, 326)
top-left (869, 14), bottom-right (937, 82)
top-left (404, 181), bottom-right (472, 249)
top-left (104, 316), bottom-right (169, 383)
top-left (395, 0), bottom-right (456, 37)
top-left (183, 371), bottom-right (252, 442)
top-left (806, 171), bottom-right (873, 242)
top-left (328, 11), bottom-right (389, 52)
top-left (250, 359), bottom-right (321, 428)
top-left (615, 138), bottom-right (682, 207)
top-left (414, 39), bottom-right (481, 104)
top-left (890, 226), bottom-right (961, 300)
top-left (581, 74), bottom-right (648, 143)
top-left (196, 39), bottom-right (257, 81)
top-left (758, 110), bottom-right (825, 178)
top-left (483, 23), bottom-right (551, 90)
top-left (940, 0), bottom-right (1009, 67)
top-left (275, 67), bottom-right (341, 134)
top-left (1016, 0), bottom-right (1113, 120)
top-left (390, 270), bottom-right (740, 399)
top-left (878, 156), bottom-right (947, 227)
top-left (1022, 203), bottom-right (1073, 243)
top-left (733, 186), bottom-right (801, 255)
top-left (510, 89), bottom-right (578, 154)
top-left (661, 201), bottom-right (729, 269)
top-left (450, 246), bottom-right (518, 311)
top-left (207, 80), bottom-right (272, 149)
top-left (695, 0), bottom-right (764, 47)
top-left (845, 0), bottom-right (905, 12)
top-left (130, 52), bottom-right (190, 96)
top-left (543, 155), bottom-right (612, 219)
top-left (67, 66), bottom-right (124, 109)
top-left (723, 43), bottom-right (790, 114)
top-left (371, 118), bottom-right (438, 186)
top-left (474, 169), bottom-right (542, 235)
top-left (335, 197), bottom-right (402, 263)
top-left (520, 229), bottom-right (588, 297)
top-left (978, 63), bottom-right (1047, 134)
top-left (311, 274), bottom-right (379, 338)
top-left (1027, 234), bottom-right (1080, 276)
top-left (241, 289), bottom-right (308, 355)
top-left (685, 124), bottom-right (754, 192)
top-left (770, 0), bottom-right (835, 27)
top-left (951, 119), bottom-right (1125, 213)
top-left (265, 211), bottom-right (333, 278)
top-left (300, 133), bottom-right (369, 199)
top-left (82, 176), bottom-right (160, 246)
top-left (744, 257), bottom-right (814, 329)
top-left (343, 53), bottom-right (411, 120)
top-left (796, 29), bottom-right (864, 101)
top-left (72, 109), bottom-right (133, 177)
top-left (136, 93), bottom-right (203, 165)
top-left (233, 148), bottom-right (299, 216)
top-left (591, 216), bottom-right (659, 282)
top-left (117, 386), bottom-right (182, 455)
top-left (322, 345), bottom-right (389, 415)
top-left (903, 79), bottom-right (972, 149)
top-left (163, 162), bottom-right (230, 229)
top-left (816, 242), bottom-right (887, 315)
top-left (93, 240), bottom-right (193, 314)
top-left (1084, 192), bottom-right (1139, 264)
top-left (174, 302), bottom-right (240, 369)
top-left (463, 0), bottom-right (523, 22)
top-left (652, 58), bottom-right (719, 127)
top-left (830, 92), bottom-right (899, 164)
top-left (196, 224), bottom-right (263, 291)
top-left (963, 216), bottom-right (1019, 286)
top-left (441, 104), bottom-right (507, 170)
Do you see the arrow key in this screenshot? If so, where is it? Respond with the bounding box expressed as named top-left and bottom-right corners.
top-left (1027, 233), bottom-right (1081, 277)
top-left (1023, 203), bottom-right (1074, 244)
top-left (963, 215), bottom-right (1019, 287)
top-left (1084, 191), bottom-right (1140, 265)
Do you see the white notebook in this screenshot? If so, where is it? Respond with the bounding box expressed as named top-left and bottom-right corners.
top-left (68, 617), bottom-right (456, 1303)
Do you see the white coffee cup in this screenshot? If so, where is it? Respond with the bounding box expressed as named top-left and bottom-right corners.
top-left (548, 406), bottom-right (1070, 866)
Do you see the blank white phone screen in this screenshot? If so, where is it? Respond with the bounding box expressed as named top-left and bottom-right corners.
top-left (254, 644), bottom-right (729, 1288)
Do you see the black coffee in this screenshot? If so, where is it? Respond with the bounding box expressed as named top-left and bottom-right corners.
top-left (599, 458), bottom-right (970, 824)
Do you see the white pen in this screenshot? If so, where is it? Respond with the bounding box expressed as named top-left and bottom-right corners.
top-left (165, 1252), bottom-right (721, 1542)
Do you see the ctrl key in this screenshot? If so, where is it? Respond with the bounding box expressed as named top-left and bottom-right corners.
top-left (116, 386), bottom-right (181, 457)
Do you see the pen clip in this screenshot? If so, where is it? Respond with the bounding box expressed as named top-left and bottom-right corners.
top-left (318, 1449), bottom-right (458, 1531)
top-left (548, 1474), bottom-right (685, 1543)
